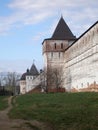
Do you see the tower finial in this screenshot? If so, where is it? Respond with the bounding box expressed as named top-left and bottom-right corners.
top-left (33, 59), bottom-right (35, 64)
top-left (61, 13), bottom-right (63, 18)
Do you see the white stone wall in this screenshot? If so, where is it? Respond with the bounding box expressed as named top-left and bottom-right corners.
top-left (27, 75), bottom-right (41, 90)
top-left (26, 76), bottom-right (34, 92)
top-left (63, 22), bottom-right (98, 91)
top-left (20, 80), bottom-right (26, 94)
top-left (25, 75), bottom-right (42, 92)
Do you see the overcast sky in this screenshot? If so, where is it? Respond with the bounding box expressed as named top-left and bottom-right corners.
top-left (0, 0), bottom-right (98, 74)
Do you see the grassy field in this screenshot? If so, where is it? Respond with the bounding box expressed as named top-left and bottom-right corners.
top-left (0, 96), bottom-right (8, 110)
top-left (9, 92), bottom-right (98, 130)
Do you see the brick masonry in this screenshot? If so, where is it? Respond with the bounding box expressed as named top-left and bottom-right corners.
top-left (43, 21), bottom-right (98, 92)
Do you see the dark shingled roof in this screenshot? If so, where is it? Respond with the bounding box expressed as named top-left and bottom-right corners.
top-left (51, 17), bottom-right (76, 40)
top-left (20, 69), bottom-right (30, 80)
top-left (20, 73), bottom-right (27, 80)
top-left (20, 64), bottom-right (39, 80)
top-left (30, 64), bottom-right (39, 75)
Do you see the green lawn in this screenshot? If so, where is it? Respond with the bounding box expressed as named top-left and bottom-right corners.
top-left (0, 96), bottom-right (8, 110)
top-left (9, 92), bottom-right (98, 130)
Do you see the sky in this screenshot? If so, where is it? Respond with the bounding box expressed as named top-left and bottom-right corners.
top-left (0, 0), bottom-right (98, 74)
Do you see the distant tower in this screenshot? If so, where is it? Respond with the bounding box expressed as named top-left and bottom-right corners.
top-left (42, 16), bottom-right (76, 71)
top-left (20, 63), bottom-right (39, 94)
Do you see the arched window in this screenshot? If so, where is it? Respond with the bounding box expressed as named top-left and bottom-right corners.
top-left (61, 43), bottom-right (63, 49)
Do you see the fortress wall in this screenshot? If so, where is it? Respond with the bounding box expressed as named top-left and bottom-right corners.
top-left (63, 23), bottom-right (98, 91)
top-left (43, 40), bottom-right (69, 53)
top-left (26, 75), bottom-right (41, 92)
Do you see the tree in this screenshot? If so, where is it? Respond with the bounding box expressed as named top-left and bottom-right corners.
top-left (45, 66), bottom-right (64, 92)
top-left (0, 74), bottom-right (6, 90)
top-left (40, 69), bottom-right (47, 93)
top-left (4, 72), bottom-right (20, 95)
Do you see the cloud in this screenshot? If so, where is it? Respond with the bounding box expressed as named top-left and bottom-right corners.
top-left (0, 60), bottom-right (28, 73)
top-left (0, 0), bottom-right (97, 35)
top-left (0, 59), bottom-right (42, 73)
top-left (0, 0), bottom-right (97, 73)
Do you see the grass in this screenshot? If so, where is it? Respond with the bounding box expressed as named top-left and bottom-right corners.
top-left (9, 92), bottom-right (98, 130)
top-left (0, 96), bottom-right (8, 110)
top-left (11, 122), bottom-right (40, 130)
top-left (25, 122), bottom-right (40, 130)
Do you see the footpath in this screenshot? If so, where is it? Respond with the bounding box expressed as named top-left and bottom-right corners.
top-left (0, 96), bottom-right (52, 130)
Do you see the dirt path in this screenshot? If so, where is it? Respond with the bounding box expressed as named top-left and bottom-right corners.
top-left (0, 96), bottom-right (52, 130)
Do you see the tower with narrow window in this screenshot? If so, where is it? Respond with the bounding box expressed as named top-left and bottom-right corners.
top-left (42, 17), bottom-right (76, 90)
top-left (42, 17), bottom-right (98, 92)
top-left (42, 17), bottom-right (76, 71)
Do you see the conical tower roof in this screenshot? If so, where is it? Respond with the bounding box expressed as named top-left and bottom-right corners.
top-left (51, 17), bottom-right (76, 40)
top-left (30, 64), bottom-right (39, 75)
top-left (20, 64), bottom-right (39, 80)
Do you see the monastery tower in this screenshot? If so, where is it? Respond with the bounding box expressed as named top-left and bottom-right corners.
top-left (42, 17), bottom-right (98, 92)
top-left (42, 17), bottom-right (76, 71)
